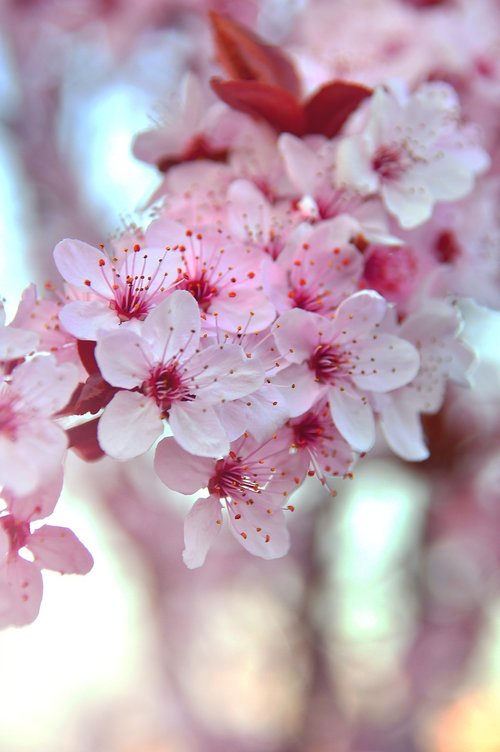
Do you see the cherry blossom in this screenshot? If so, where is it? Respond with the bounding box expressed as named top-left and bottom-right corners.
top-left (272, 291), bottom-right (420, 452)
top-left (54, 238), bottom-right (181, 339)
top-left (336, 82), bottom-right (490, 229)
top-left (261, 216), bottom-right (364, 315)
top-left (154, 431), bottom-right (307, 567)
top-left (286, 400), bottom-right (356, 493)
top-left (145, 217), bottom-right (275, 333)
top-left (372, 299), bottom-right (475, 461)
top-left (0, 301), bottom-right (39, 365)
top-left (0, 355), bottom-right (79, 495)
top-left (95, 290), bottom-right (265, 459)
top-left (0, 473), bottom-right (93, 628)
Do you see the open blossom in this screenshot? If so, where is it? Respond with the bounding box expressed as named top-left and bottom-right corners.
top-left (95, 290), bottom-right (265, 460)
top-left (145, 218), bottom-right (275, 333)
top-left (228, 179), bottom-right (300, 260)
top-left (372, 299), bottom-right (475, 461)
top-left (0, 301), bottom-right (39, 364)
top-left (0, 355), bottom-right (79, 495)
top-left (261, 215), bottom-right (364, 315)
top-left (272, 291), bottom-right (420, 452)
top-left (286, 400), bottom-right (356, 493)
top-left (336, 82), bottom-right (490, 228)
top-left (53, 238), bottom-right (181, 339)
top-left (0, 473), bottom-right (93, 628)
top-left (154, 432), bottom-right (307, 568)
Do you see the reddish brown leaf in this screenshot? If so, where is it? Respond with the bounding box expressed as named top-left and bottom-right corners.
top-left (77, 339), bottom-right (99, 376)
top-left (304, 80), bottom-right (372, 138)
top-left (211, 78), bottom-right (306, 136)
top-left (209, 12), bottom-right (301, 97)
top-left (156, 135), bottom-right (229, 173)
top-left (71, 373), bottom-right (117, 416)
top-left (67, 419), bottom-right (104, 462)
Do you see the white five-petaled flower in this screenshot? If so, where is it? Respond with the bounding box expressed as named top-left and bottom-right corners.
top-left (155, 431), bottom-right (306, 568)
top-left (95, 290), bottom-right (265, 460)
top-left (54, 238), bottom-right (181, 339)
top-left (272, 290), bottom-right (420, 452)
top-left (336, 82), bottom-right (490, 229)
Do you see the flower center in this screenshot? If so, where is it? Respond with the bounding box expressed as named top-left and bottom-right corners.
top-left (1, 515), bottom-right (30, 554)
top-left (372, 144), bottom-right (407, 181)
top-left (178, 269), bottom-right (218, 311)
top-left (142, 363), bottom-right (194, 413)
top-left (208, 457), bottom-right (260, 500)
top-left (291, 412), bottom-right (325, 448)
top-left (309, 343), bottom-right (347, 383)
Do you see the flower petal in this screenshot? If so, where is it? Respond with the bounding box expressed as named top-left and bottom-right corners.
top-left (328, 384), bottom-right (376, 452)
top-left (143, 290), bottom-right (200, 363)
top-left (27, 525), bottom-right (94, 574)
top-left (95, 329), bottom-right (153, 388)
top-left (351, 334), bottom-right (420, 392)
top-left (54, 239), bottom-right (111, 295)
top-left (183, 495), bottom-right (223, 569)
top-left (227, 499), bottom-right (290, 560)
top-left (59, 300), bottom-right (119, 340)
top-left (98, 391), bottom-right (163, 460)
top-left (169, 402), bottom-right (229, 458)
top-left (154, 437), bottom-right (213, 494)
top-left (0, 557), bottom-right (43, 629)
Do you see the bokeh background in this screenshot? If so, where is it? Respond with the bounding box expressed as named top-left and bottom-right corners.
top-left (1, 1), bottom-right (500, 750)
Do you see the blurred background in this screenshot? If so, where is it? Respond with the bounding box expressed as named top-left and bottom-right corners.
top-left (1, 1), bottom-right (500, 750)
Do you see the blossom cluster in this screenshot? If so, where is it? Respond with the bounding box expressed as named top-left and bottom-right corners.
top-left (0, 10), bottom-right (494, 626)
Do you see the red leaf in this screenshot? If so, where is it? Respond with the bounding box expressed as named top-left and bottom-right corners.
top-left (211, 78), bottom-right (306, 136)
top-left (304, 80), bottom-right (372, 138)
top-left (67, 419), bottom-right (104, 462)
top-left (77, 339), bottom-right (99, 376)
top-left (209, 12), bottom-right (301, 97)
top-left (156, 135), bottom-right (229, 173)
top-left (71, 374), bottom-right (118, 416)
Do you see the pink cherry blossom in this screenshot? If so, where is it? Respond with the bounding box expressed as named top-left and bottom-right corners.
top-left (54, 238), bottom-right (181, 339)
top-left (272, 291), bottom-right (420, 452)
top-left (228, 179), bottom-right (300, 260)
top-left (0, 301), bottom-right (39, 364)
top-left (372, 299), bottom-right (475, 461)
top-left (95, 290), bottom-right (265, 459)
top-left (0, 355), bottom-right (79, 495)
top-left (336, 82), bottom-right (490, 229)
top-left (154, 431), bottom-right (307, 567)
top-left (10, 284), bottom-right (83, 374)
top-left (286, 400), bottom-right (356, 493)
top-left (261, 216), bottom-right (363, 315)
top-left (145, 217), bottom-right (275, 333)
top-left (0, 473), bottom-right (93, 628)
